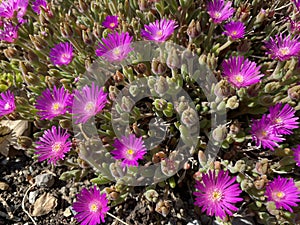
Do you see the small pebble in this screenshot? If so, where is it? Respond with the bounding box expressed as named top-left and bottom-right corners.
top-left (0, 181), bottom-right (9, 190)
top-left (35, 173), bottom-right (55, 187)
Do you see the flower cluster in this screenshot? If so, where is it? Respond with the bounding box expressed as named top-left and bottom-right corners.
top-left (251, 103), bottom-right (299, 150)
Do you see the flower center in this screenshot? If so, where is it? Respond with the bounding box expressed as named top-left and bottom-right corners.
top-left (109, 22), bottom-right (115, 28)
top-left (89, 203), bottom-right (98, 212)
top-left (156, 30), bottom-right (163, 36)
top-left (113, 47), bottom-right (121, 56)
top-left (279, 47), bottom-right (290, 56)
top-left (235, 74), bottom-right (244, 83)
top-left (127, 149), bottom-right (134, 155)
top-left (261, 130), bottom-right (267, 137)
top-left (214, 12), bottom-right (221, 18)
top-left (84, 101), bottom-right (95, 112)
top-left (52, 102), bottom-right (60, 111)
top-left (61, 53), bottom-right (71, 62)
top-left (272, 191), bottom-right (285, 201)
top-left (231, 31), bottom-right (237, 36)
top-left (275, 117), bottom-right (282, 124)
top-left (210, 189), bottom-right (222, 201)
top-left (52, 142), bottom-right (62, 152)
top-left (4, 102), bottom-right (11, 110)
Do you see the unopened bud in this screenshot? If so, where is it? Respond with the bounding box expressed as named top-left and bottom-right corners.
top-left (187, 19), bottom-right (201, 39)
top-left (212, 125), bottom-right (227, 142)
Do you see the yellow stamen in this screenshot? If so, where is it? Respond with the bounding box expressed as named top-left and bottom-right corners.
top-left (214, 12), bottom-right (221, 18)
top-left (235, 74), bottom-right (244, 83)
top-left (113, 47), bottom-right (121, 56)
top-left (156, 30), bottom-right (163, 36)
top-left (127, 149), bottom-right (134, 155)
top-left (279, 47), bottom-right (290, 56)
top-left (52, 143), bottom-right (61, 152)
top-left (231, 31), bottom-right (237, 36)
top-left (4, 102), bottom-right (11, 110)
top-left (211, 190), bottom-right (222, 201)
top-left (275, 118), bottom-right (282, 124)
top-left (52, 103), bottom-right (60, 111)
top-left (261, 130), bottom-right (267, 137)
top-left (84, 102), bottom-right (95, 112)
top-left (90, 203), bottom-right (98, 212)
top-left (110, 22), bottom-right (115, 28)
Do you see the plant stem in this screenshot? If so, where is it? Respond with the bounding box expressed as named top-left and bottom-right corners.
top-left (107, 212), bottom-right (129, 225)
top-left (216, 40), bottom-right (232, 55)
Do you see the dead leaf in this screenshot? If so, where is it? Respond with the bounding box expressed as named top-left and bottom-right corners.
top-left (31, 193), bottom-right (57, 217)
top-left (0, 126), bottom-right (14, 157)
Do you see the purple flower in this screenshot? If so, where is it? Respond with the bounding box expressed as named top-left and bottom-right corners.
top-left (102, 15), bottom-right (118, 30)
top-left (222, 56), bottom-right (263, 88)
top-left (207, 0), bottom-right (235, 24)
top-left (293, 145), bottom-right (300, 167)
top-left (268, 103), bottom-right (299, 135)
top-left (141, 18), bottom-right (178, 42)
top-left (111, 134), bottom-right (147, 167)
top-left (265, 176), bottom-right (300, 212)
top-left (193, 170), bottom-right (242, 219)
top-left (32, 0), bottom-right (47, 14)
top-left (72, 82), bottom-right (108, 124)
top-left (223, 21), bottom-right (245, 40)
top-left (96, 32), bottom-right (133, 62)
top-left (293, 0), bottom-right (300, 10)
top-left (0, 90), bottom-right (16, 117)
top-left (49, 42), bottom-right (74, 66)
top-left (264, 34), bottom-right (300, 61)
top-left (73, 186), bottom-right (110, 225)
top-left (251, 115), bottom-right (285, 150)
top-left (0, 0), bottom-right (28, 21)
top-left (35, 126), bottom-right (71, 165)
top-left (35, 86), bottom-right (72, 120)
top-left (0, 22), bottom-right (18, 43)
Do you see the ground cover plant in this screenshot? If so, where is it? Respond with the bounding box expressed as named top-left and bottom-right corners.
top-left (1, 0), bottom-right (300, 224)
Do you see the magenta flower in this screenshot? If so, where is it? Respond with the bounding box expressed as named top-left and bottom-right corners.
top-left (32, 0), bottom-right (47, 14)
top-left (221, 56), bottom-right (263, 88)
top-left (0, 90), bottom-right (16, 117)
top-left (293, 0), bottom-right (300, 10)
top-left (207, 0), bottom-right (235, 24)
top-left (49, 42), bottom-right (74, 66)
top-left (72, 82), bottom-right (108, 124)
top-left (223, 21), bottom-right (245, 40)
top-left (193, 170), bottom-right (242, 219)
top-left (0, 22), bottom-right (18, 43)
top-left (35, 126), bottom-right (71, 165)
top-left (96, 32), bottom-right (133, 62)
top-left (293, 145), bottom-right (300, 167)
top-left (268, 103), bottom-right (299, 135)
top-left (264, 34), bottom-right (300, 61)
top-left (102, 15), bottom-right (118, 30)
top-left (251, 115), bottom-right (285, 150)
top-left (265, 176), bottom-right (300, 212)
top-left (141, 18), bottom-right (178, 42)
top-left (0, 0), bottom-right (28, 19)
top-left (111, 134), bottom-right (147, 167)
top-left (35, 86), bottom-right (72, 120)
top-left (73, 186), bottom-right (110, 225)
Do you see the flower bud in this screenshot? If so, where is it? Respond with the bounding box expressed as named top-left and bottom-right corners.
top-left (60, 22), bottom-right (73, 38)
top-left (154, 76), bottom-right (169, 95)
top-left (181, 107), bottom-right (198, 127)
top-left (198, 150), bottom-right (207, 167)
top-left (3, 47), bottom-right (18, 59)
top-left (212, 125), bottom-right (227, 142)
top-left (288, 85), bottom-right (300, 101)
top-left (120, 96), bottom-right (135, 112)
top-left (264, 82), bottom-right (280, 93)
top-left (134, 63), bottom-right (148, 74)
top-left (17, 136), bottom-right (33, 149)
top-left (214, 79), bottom-right (234, 98)
top-left (151, 59), bottom-right (167, 75)
top-left (153, 99), bottom-right (168, 111)
top-left (226, 96), bottom-right (239, 109)
top-left (187, 19), bottom-right (201, 39)
top-left (167, 48), bottom-right (180, 69)
top-left (59, 119), bottom-right (72, 130)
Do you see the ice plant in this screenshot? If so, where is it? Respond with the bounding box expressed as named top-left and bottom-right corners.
top-left (293, 145), bottom-right (300, 167)
top-left (265, 176), bottom-right (300, 212)
top-left (223, 21), bottom-right (245, 40)
top-left (193, 170), bottom-right (242, 219)
top-left (264, 34), bottom-right (300, 61)
top-left (141, 18), bottom-right (178, 42)
top-left (102, 15), bottom-right (118, 30)
top-left (35, 86), bottom-right (72, 120)
top-left (251, 115), bottom-right (284, 150)
top-left (207, 0), bottom-right (235, 24)
top-left (35, 126), bottom-right (71, 164)
top-left (221, 56), bottom-right (263, 88)
top-left (268, 103), bottom-right (299, 135)
top-left (49, 42), bottom-right (74, 66)
top-left (72, 82), bottom-right (108, 124)
top-left (0, 0), bottom-right (28, 19)
top-left (32, 0), bottom-right (47, 14)
top-left (111, 134), bottom-right (147, 167)
top-left (0, 22), bottom-right (18, 43)
top-left (95, 32), bottom-right (133, 62)
top-left (0, 90), bottom-right (16, 117)
top-left (73, 186), bottom-right (109, 225)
